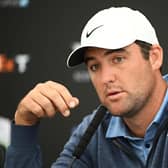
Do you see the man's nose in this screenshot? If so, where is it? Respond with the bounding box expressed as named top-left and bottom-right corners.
top-left (100, 65), bottom-right (116, 85)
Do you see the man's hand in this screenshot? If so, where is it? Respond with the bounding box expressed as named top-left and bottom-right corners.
top-left (15, 81), bottom-right (79, 125)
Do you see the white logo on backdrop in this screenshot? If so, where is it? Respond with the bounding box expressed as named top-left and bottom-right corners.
top-left (15, 54), bottom-right (30, 73)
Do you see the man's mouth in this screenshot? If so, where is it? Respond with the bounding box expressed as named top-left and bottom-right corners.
top-left (106, 91), bottom-right (124, 100)
top-left (108, 91), bottom-right (121, 96)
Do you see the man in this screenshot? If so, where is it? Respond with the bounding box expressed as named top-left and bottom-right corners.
top-left (5, 6), bottom-right (168, 168)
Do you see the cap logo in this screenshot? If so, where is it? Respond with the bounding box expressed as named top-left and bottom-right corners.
top-left (86, 25), bottom-right (103, 38)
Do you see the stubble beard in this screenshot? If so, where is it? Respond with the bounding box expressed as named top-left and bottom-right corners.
top-left (105, 89), bottom-right (153, 119)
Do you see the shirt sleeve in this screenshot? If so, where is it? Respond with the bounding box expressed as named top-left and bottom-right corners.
top-left (4, 122), bottom-right (42, 168)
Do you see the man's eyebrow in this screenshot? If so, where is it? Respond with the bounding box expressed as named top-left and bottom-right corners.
top-left (84, 55), bottom-right (94, 65)
top-left (104, 48), bottom-right (127, 55)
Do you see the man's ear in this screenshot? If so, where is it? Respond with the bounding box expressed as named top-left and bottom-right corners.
top-left (149, 45), bottom-right (163, 70)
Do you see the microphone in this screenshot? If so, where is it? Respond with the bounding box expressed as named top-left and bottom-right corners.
top-left (69, 105), bottom-right (107, 167)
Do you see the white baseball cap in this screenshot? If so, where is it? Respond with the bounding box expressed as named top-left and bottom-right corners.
top-left (67, 7), bottom-right (159, 67)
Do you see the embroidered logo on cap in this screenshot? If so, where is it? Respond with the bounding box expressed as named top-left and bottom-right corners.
top-left (86, 25), bottom-right (104, 38)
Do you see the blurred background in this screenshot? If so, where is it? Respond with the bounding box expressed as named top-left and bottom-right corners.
top-left (0, 0), bottom-right (168, 167)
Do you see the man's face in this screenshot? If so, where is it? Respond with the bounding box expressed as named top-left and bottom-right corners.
top-left (84, 43), bottom-right (157, 118)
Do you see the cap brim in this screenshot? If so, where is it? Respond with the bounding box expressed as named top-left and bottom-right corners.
top-left (67, 47), bottom-right (88, 68)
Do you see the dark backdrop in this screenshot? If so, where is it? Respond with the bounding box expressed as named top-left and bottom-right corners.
top-left (0, 0), bottom-right (168, 167)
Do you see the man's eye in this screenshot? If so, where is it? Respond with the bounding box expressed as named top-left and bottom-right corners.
top-left (90, 64), bottom-right (98, 71)
top-left (113, 57), bottom-right (125, 63)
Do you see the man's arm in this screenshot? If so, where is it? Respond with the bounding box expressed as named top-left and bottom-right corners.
top-left (4, 123), bottom-right (42, 168)
top-left (4, 81), bottom-right (79, 168)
